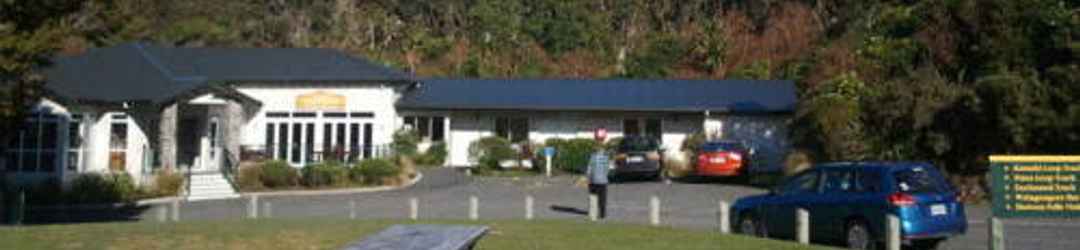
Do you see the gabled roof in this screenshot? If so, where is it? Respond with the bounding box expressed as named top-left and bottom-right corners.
top-left (42, 42), bottom-right (412, 105)
top-left (396, 79), bottom-right (797, 113)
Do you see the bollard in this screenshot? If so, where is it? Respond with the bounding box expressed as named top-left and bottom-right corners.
top-left (469, 196), bottom-right (479, 221)
top-left (263, 202), bottom-right (272, 218)
top-left (465, 168), bottom-right (472, 176)
top-left (545, 155), bottom-right (553, 177)
top-left (887, 214), bottom-right (901, 250)
top-left (990, 217), bottom-right (1005, 250)
top-left (157, 205), bottom-right (168, 222)
top-left (796, 208), bottom-right (809, 245)
top-left (15, 191), bottom-right (25, 225)
top-left (170, 199), bottom-right (180, 222)
top-left (650, 196), bottom-right (661, 226)
top-left (248, 195), bottom-right (259, 219)
top-left (349, 200), bottom-right (356, 220)
top-left (525, 195), bottom-right (534, 220)
top-left (409, 197), bottom-right (418, 220)
top-left (718, 200), bottom-right (730, 234)
top-left (588, 194), bottom-right (599, 221)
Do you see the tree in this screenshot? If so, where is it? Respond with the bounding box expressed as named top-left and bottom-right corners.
top-left (1, 0), bottom-right (85, 151)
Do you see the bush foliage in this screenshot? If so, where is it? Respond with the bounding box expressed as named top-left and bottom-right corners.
top-left (545, 138), bottom-right (599, 173)
top-left (468, 136), bottom-right (515, 170)
top-left (260, 161), bottom-right (299, 188)
top-left (301, 162), bottom-right (349, 187)
top-left (352, 159), bottom-right (401, 185)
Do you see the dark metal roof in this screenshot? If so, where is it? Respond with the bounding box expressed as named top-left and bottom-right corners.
top-left (42, 42), bottom-right (411, 104)
top-left (397, 79), bottom-right (797, 113)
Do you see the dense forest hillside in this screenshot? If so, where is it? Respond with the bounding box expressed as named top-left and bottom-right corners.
top-left (3, 0), bottom-right (1079, 193)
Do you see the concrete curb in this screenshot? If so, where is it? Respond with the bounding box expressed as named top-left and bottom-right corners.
top-left (236, 172), bottom-right (424, 198)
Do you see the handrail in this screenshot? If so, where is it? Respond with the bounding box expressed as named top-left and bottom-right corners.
top-left (220, 148), bottom-right (241, 192)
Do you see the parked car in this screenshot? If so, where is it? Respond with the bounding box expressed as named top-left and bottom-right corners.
top-left (612, 136), bottom-right (663, 180)
top-left (695, 141), bottom-right (752, 177)
top-left (731, 162), bottom-right (966, 250)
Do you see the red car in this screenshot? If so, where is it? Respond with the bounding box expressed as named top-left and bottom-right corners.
top-left (695, 141), bottom-right (752, 177)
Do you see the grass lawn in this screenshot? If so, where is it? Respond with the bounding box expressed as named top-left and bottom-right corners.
top-left (0, 219), bottom-right (836, 250)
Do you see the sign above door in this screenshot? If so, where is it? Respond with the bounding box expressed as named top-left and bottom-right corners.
top-left (296, 91), bottom-right (346, 111)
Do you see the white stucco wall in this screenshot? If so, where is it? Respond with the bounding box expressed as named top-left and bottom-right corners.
top-left (235, 84), bottom-right (402, 157)
top-left (440, 111), bottom-right (704, 166)
top-left (2, 99), bottom-right (151, 186)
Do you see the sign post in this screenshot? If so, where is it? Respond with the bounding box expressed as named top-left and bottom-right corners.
top-left (989, 155), bottom-right (1080, 250)
top-left (543, 146), bottom-right (555, 177)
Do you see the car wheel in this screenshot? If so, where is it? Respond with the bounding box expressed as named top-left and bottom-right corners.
top-left (738, 214), bottom-right (767, 238)
top-left (912, 239), bottom-right (943, 250)
top-left (846, 220), bottom-right (875, 250)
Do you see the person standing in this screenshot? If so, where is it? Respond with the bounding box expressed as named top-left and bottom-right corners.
top-left (585, 144), bottom-right (610, 219)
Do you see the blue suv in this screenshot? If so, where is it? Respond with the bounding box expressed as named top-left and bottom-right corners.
top-left (731, 162), bottom-right (967, 249)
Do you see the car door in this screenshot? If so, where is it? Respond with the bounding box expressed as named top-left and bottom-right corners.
top-left (764, 169), bottom-right (822, 239)
top-left (814, 169), bottom-right (857, 242)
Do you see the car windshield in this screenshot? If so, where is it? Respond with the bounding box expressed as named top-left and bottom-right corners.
top-left (893, 167), bottom-right (948, 194)
top-left (701, 142), bottom-right (744, 152)
top-left (619, 137), bottom-right (658, 152)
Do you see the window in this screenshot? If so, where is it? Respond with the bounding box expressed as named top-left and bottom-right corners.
top-left (780, 171), bottom-right (820, 195)
top-left (277, 123), bottom-right (288, 160)
top-left (856, 171), bottom-right (883, 193)
top-left (5, 113), bottom-right (63, 173)
top-left (495, 117), bottom-right (528, 143)
top-left (66, 114), bottom-right (86, 171)
top-left (822, 170), bottom-right (855, 193)
top-left (403, 116), bottom-right (446, 142)
top-left (893, 168), bottom-right (948, 194)
top-left (363, 123), bottom-right (373, 159)
top-left (265, 123), bottom-right (276, 158)
top-left (290, 123), bottom-right (302, 164)
top-left (304, 123), bottom-right (315, 162)
top-left (109, 116), bottom-right (128, 172)
top-left (349, 123), bottom-right (361, 162)
top-left (623, 118), bottom-right (662, 140)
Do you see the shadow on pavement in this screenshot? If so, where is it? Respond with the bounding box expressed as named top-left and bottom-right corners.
top-left (7, 204), bottom-right (153, 225)
top-left (549, 205), bottom-right (588, 216)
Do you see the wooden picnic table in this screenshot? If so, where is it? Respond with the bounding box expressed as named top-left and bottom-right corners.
top-left (341, 224), bottom-right (489, 250)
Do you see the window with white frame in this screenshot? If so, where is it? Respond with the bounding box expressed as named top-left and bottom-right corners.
top-left (109, 114), bottom-right (129, 172)
top-left (403, 116), bottom-right (445, 142)
top-left (494, 117), bottom-right (528, 143)
top-left (66, 114), bottom-right (87, 171)
top-left (3, 112), bottom-right (62, 173)
top-left (623, 118), bottom-right (662, 140)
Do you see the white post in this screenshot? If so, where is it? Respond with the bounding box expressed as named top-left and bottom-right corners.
top-left (588, 194), bottom-right (599, 221)
top-left (465, 168), bottom-right (472, 176)
top-left (157, 204), bottom-right (168, 222)
top-left (718, 200), bottom-right (730, 234)
top-left (990, 217), bottom-right (1006, 250)
top-left (469, 195), bottom-right (479, 221)
top-left (545, 155), bottom-right (553, 177)
top-left (248, 195), bottom-right (259, 219)
top-left (796, 208), bottom-right (809, 245)
top-left (650, 196), bottom-right (661, 226)
top-left (409, 197), bottom-right (418, 220)
top-left (263, 202), bottom-right (272, 218)
top-left (525, 195), bottom-right (534, 220)
top-left (349, 200), bottom-right (356, 220)
top-left (170, 199), bottom-right (180, 222)
top-left (887, 214), bottom-right (901, 250)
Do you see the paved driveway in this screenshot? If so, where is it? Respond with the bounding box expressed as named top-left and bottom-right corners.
top-left (155, 168), bottom-right (1078, 250)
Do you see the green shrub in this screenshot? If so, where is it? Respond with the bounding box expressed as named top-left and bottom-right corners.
top-left (301, 162), bottom-right (349, 187)
top-left (351, 159), bottom-right (401, 185)
top-left (547, 138), bottom-right (599, 173)
top-left (152, 170), bottom-right (184, 197)
top-left (604, 137), bottom-right (623, 151)
top-left (260, 161), bottom-right (299, 188)
top-left (468, 136), bottom-right (515, 169)
top-left (417, 142), bottom-right (448, 166)
top-left (24, 178), bottom-right (64, 205)
top-left (66, 173), bottom-right (138, 204)
top-left (392, 129), bottom-right (420, 157)
top-left (237, 164), bottom-right (264, 191)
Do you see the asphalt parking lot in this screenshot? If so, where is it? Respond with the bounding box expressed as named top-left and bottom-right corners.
top-left (153, 168), bottom-right (1078, 250)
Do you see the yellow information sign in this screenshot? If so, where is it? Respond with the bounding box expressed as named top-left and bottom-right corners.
top-left (296, 91), bottom-right (346, 111)
top-left (990, 155), bottom-right (1080, 218)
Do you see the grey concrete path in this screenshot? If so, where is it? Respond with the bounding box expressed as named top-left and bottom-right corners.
top-left (146, 168), bottom-right (1078, 250)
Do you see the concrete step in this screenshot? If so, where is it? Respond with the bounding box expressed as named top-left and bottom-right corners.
top-left (184, 172), bottom-right (238, 201)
